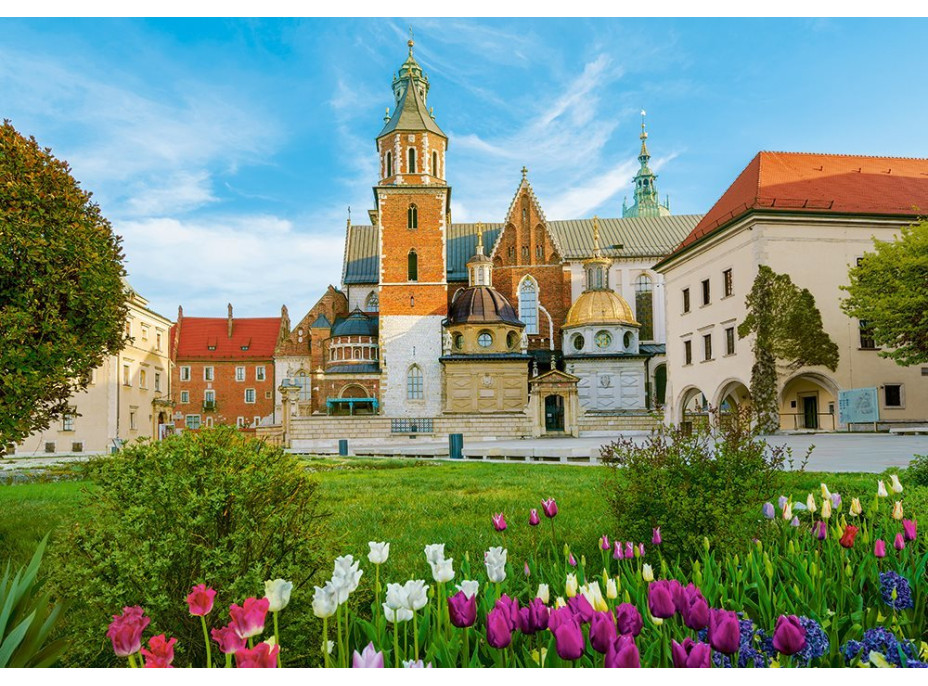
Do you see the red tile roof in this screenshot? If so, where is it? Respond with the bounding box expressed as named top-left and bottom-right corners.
top-left (664, 151), bottom-right (928, 262)
top-left (174, 317), bottom-right (281, 360)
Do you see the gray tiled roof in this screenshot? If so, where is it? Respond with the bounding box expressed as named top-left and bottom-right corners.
top-left (343, 225), bottom-right (379, 284)
top-left (377, 77), bottom-right (446, 138)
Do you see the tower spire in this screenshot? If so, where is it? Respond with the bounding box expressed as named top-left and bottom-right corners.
top-left (622, 109), bottom-right (671, 218)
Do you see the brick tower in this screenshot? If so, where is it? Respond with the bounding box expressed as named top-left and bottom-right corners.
top-left (374, 38), bottom-right (449, 417)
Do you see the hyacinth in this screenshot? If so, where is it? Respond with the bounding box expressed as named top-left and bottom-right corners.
top-left (841, 627), bottom-right (919, 667)
top-left (879, 571), bottom-right (915, 610)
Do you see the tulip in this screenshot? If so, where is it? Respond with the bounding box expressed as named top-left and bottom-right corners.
top-left (790, 516), bottom-right (800, 527)
top-left (565, 573), bottom-right (578, 597)
top-left (806, 493), bottom-right (817, 513)
top-left (486, 607), bottom-right (513, 649)
top-left (524, 562), bottom-right (531, 577)
top-left (682, 590), bottom-right (710, 631)
top-left (547, 605), bottom-right (574, 633)
top-left (707, 608), bottom-right (740, 655)
top-left (424, 544), bottom-right (446, 566)
top-left (352, 642), bottom-right (384, 668)
top-left (529, 508), bottom-right (540, 526)
top-left (430, 557), bottom-right (455, 583)
top-left (553, 618), bottom-right (585, 661)
top-left (311, 583), bottom-right (337, 619)
top-left (518, 597), bottom-right (550, 634)
top-left (821, 498), bottom-right (832, 519)
top-left (762, 502), bottom-right (775, 519)
top-left (229, 597), bottom-right (269, 640)
top-left (894, 533), bottom-right (906, 551)
top-left (368, 541), bottom-right (390, 564)
top-left (587, 611), bottom-right (617, 653)
top-left (605, 634), bottom-right (640, 668)
top-left (902, 519), bottom-right (917, 541)
top-left (541, 498), bottom-right (558, 518)
top-left (383, 580), bottom-right (407, 611)
top-left (839, 525), bottom-right (859, 548)
top-left (485, 546), bottom-right (507, 583)
top-left (211, 624), bottom-right (246, 654)
top-left (892, 501), bottom-right (904, 520)
top-left (580, 581), bottom-right (608, 612)
top-left (647, 580), bottom-right (676, 618)
top-left (668, 580), bottom-right (686, 615)
top-left (403, 660), bottom-right (433, 668)
top-left (264, 579), bottom-right (293, 613)
top-left (772, 614), bottom-right (807, 655)
top-left (652, 527), bottom-right (662, 545)
top-left (107, 606), bottom-right (151, 658)
top-left (614, 603), bottom-right (643, 636)
top-left (492, 513), bottom-right (507, 532)
top-left (383, 604), bottom-right (413, 623)
top-left (813, 520), bottom-right (827, 541)
top-left (141, 634), bottom-right (176, 668)
top-left (235, 642), bottom-right (279, 668)
top-left (671, 638), bottom-right (712, 668)
top-left (494, 594), bottom-right (520, 631)
top-left (331, 555), bottom-right (363, 603)
top-left (782, 501), bottom-right (793, 521)
top-left (536, 583), bottom-right (550, 604)
top-left (600, 534), bottom-right (610, 550)
top-left (831, 492), bottom-right (842, 509)
top-left (625, 541), bottom-right (634, 558)
top-left (874, 539), bottom-right (887, 558)
top-left (447, 591), bottom-right (477, 628)
top-left (605, 578), bottom-right (618, 599)
top-left (186, 584), bottom-right (216, 616)
top-left (877, 480), bottom-right (888, 497)
top-left (567, 593), bottom-right (594, 623)
top-left (642, 563), bottom-right (654, 582)
top-left (637, 543), bottom-right (645, 557)
top-left (849, 498), bottom-right (863, 516)
top-left (613, 541), bottom-right (624, 559)
top-left (890, 474), bottom-right (903, 493)
top-left (402, 579), bottom-right (429, 611)
top-left (456, 580), bottom-right (479, 599)
top-left (568, 552), bottom-right (577, 567)
top-left (778, 494), bottom-right (788, 509)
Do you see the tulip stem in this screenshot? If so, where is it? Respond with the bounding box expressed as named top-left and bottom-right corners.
top-left (393, 622), bottom-right (400, 668)
top-left (375, 565), bottom-right (382, 630)
top-left (200, 615), bottom-right (212, 668)
top-left (128, 653), bottom-right (139, 669)
top-left (463, 626), bottom-right (470, 667)
top-left (413, 610), bottom-right (420, 660)
top-left (323, 616), bottom-right (331, 668)
top-left (336, 606), bottom-right (344, 668)
top-left (225, 653), bottom-right (232, 669)
top-left (273, 612), bottom-right (281, 668)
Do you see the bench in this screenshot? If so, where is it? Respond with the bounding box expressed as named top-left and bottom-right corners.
top-left (889, 426), bottom-right (928, 435)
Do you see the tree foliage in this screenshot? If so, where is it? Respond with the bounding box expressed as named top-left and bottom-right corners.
top-left (738, 266), bottom-right (839, 434)
top-left (841, 219), bottom-right (928, 366)
top-left (0, 120), bottom-right (127, 446)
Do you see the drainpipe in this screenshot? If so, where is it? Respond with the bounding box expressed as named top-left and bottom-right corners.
top-left (644, 355), bottom-right (651, 410)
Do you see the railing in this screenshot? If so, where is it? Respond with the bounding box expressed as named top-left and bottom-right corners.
top-left (780, 412), bottom-right (836, 431)
top-left (390, 418), bottom-right (434, 434)
top-left (202, 401), bottom-right (217, 412)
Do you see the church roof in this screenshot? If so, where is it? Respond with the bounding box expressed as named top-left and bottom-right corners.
top-left (564, 289), bottom-right (639, 328)
top-left (659, 151), bottom-right (928, 267)
top-left (447, 286), bottom-right (523, 326)
top-left (378, 74), bottom-right (446, 138)
top-left (174, 316), bottom-right (281, 360)
top-left (331, 309), bottom-right (379, 337)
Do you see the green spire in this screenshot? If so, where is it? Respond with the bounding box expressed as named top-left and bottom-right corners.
top-left (379, 36), bottom-right (446, 139)
top-left (623, 110), bottom-right (671, 218)
top-left (392, 33), bottom-right (429, 107)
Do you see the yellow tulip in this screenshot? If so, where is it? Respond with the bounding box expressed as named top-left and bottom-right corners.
top-left (806, 493), bottom-right (817, 513)
top-left (821, 498), bottom-right (832, 519)
top-left (892, 501), bottom-right (904, 520)
top-left (536, 583), bottom-right (550, 604)
top-left (642, 564), bottom-right (654, 582)
top-left (849, 498), bottom-right (862, 516)
top-left (555, 596), bottom-right (567, 608)
top-left (565, 573), bottom-right (578, 598)
top-left (606, 578), bottom-right (618, 599)
top-left (821, 482), bottom-right (831, 500)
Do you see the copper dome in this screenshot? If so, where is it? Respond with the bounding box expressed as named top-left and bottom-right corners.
top-left (448, 286), bottom-right (523, 326)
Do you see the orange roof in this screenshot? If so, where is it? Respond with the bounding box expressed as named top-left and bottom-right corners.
top-left (174, 317), bottom-right (281, 360)
top-left (664, 151), bottom-right (928, 262)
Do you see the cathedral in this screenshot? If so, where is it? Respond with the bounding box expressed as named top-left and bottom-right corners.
top-left (273, 39), bottom-right (702, 437)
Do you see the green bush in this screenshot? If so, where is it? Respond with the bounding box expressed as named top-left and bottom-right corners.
top-left (51, 427), bottom-right (330, 666)
top-left (601, 407), bottom-right (808, 562)
top-left (905, 454), bottom-right (928, 487)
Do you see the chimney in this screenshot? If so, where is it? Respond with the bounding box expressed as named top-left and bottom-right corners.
top-left (227, 303), bottom-right (233, 338)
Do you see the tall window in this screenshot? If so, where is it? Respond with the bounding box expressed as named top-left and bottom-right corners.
top-left (725, 327), bottom-right (735, 355)
top-left (154, 372), bottom-right (161, 392)
top-left (156, 331), bottom-right (163, 351)
top-left (180, 366), bottom-right (191, 381)
top-left (139, 369), bottom-right (147, 389)
top-left (701, 279), bottom-right (711, 305)
top-left (407, 204), bottom-right (418, 229)
top-left (123, 364), bottom-right (131, 386)
top-left (684, 340), bottom-right (692, 365)
top-left (204, 366), bottom-right (214, 381)
top-left (295, 371), bottom-right (310, 401)
top-left (703, 334), bottom-right (713, 361)
top-left (407, 365), bottom-right (423, 400)
top-left (245, 388), bottom-right (256, 404)
top-left (366, 290), bottom-right (379, 312)
top-left (180, 390), bottom-right (189, 404)
top-left (256, 366), bottom-right (266, 381)
top-left (723, 269), bottom-right (733, 297)
top-left (859, 320), bottom-right (876, 349)
top-left (62, 413), bottom-right (74, 431)
top-left (682, 288), bottom-right (690, 313)
top-left (407, 147), bottom-right (417, 173)
top-left (385, 151), bottom-right (393, 177)
top-left (408, 250), bottom-right (418, 281)
top-left (432, 150), bottom-right (438, 177)
top-left (204, 389), bottom-right (216, 404)
top-left (635, 274), bottom-right (654, 341)
top-left (519, 277), bottom-right (539, 334)
top-left (235, 366), bottom-right (246, 382)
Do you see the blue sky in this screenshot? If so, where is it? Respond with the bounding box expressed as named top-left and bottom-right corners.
top-left (3, 18), bottom-right (927, 319)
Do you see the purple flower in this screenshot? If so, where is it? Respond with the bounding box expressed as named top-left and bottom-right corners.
top-left (672, 638), bottom-right (711, 668)
top-left (529, 508), bottom-right (540, 526)
top-left (493, 594), bottom-right (520, 630)
top-left (772, 615), bottom-right (806, 655)
top-left (813, 520), bottom-right (827, 540)
top-left (682, 587), bottom-right (709, 631)
top-left (541, 498), bottom-right (558, 518)
top-left (605, 634), bottom-right (640, 668)
top-left (790, 516), bottom-right (800, 527)
top-left (447, 591), bottom-right (477, 629)
top-left (624, 541), bottom-right (634, 558)
top-left (547, 606), bottom-right (574, 634)
top-left (831, 492), bottom-right (842, 509)
top-left (874, 539), bottom-right (887, 557)
top-left (902, 519), bottom-right (917, 541)
top-left (568, 552), bottom-right (577, 567)
top-left (567, 594), bottom-right (594, 624)
top-left (778, 495), bottom-right (788, 509)
top-left (880, 571), bottom-right (915, 610)
top-left (652, 527), bottom-right (662, 545)
top-left (762, 502), bottom-right (775, 519)
top-left (613, 541), bottom-right (624, 560)
top-left (600, 534), bottom-right (610, 550)
top-left (517, 597), bottom-right (549, 635)
top-left (894, 532), bottom-right (906, 550)
top-left (614, 603), bottom-right (643, 637)
top-left (492, 513), bottom-right (507, 532)
top-left (647, 580), bottom-right (676, 619)
top-left (589, 611), bottom-right (617, 654)
top-left (553, 618), bottom-right (585, 661)
top-left (486, 607), bottom-right (512, 649)
top-left (638, 543), bottom-right (645, 557)
top-left (352, 642), bottom-right (384, 668)
top-left (708, 608), bottom-right (740, 655)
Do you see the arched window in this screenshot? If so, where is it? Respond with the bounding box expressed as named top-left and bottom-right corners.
top-left (407, 147), bottom-right (417, 174)
top-left (432, 150), bottom-right (439, 177)
top-left (385, 151), bottom-right (393, 177)
top-left (519, 277), bottom-right (539, 334)
top-left (635, 274), bottom-right (654, 341)
top-left (295, 370), bottom-right (310, 402)
top-left (353, 348), bottom-right (361, 360)
top-left (365, 290), bottom-right (379, 312)
top-left (408, 250), bottom-right (418, 281)
top-left (407, 204), bottom-right (418, 229)
top-left (406, 365), bottom-right (423, 399)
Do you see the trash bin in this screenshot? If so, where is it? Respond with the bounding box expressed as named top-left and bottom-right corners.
top-left (338, 439), bottom-right (349, 456)
top-left (449, 433), bottom-right (463, 460)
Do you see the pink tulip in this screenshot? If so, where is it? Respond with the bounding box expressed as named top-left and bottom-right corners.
top-left (524, 562), bottom-right (531, 577)
top-left (568, 552), bottom-right (577, 567)
top-left (541, 498), bottom-right (558, 518)
top-left (652, 527), bottom-right (662, 545)
top-left (492, 512), bottom-right (507, 532)
top-left (605, 634), bottom-right (641, 668)
top-left (141, 634), bottom-right (177, 668)
top-left (638, 543), bottom-right (645, 557)
top-left (894, 533), bottom-right (906, 551)
top-left (625, 541), bottom-right (634, 558)
top-left (529, 509), bottom-right (540, 526)
top-left (352, 642), bottom-right (384, 668)
top-left (211, 624), bottom-right (246, 654)
top-left (106, 606), bottom-right (151, 657)
top-left (186, 583), bottom-right (217, 616)
top-left (613, 541), bottom-right (624, 560)
top-left (873, 539), bottom-right (887, 558)
top-left (235, 642), bottom-right (279, 668)
top-left (902, 519), bottom-right (917, 541)
top-left (229, 597), bottom-right (270, 640)
top-left (600, 535), bottom-right (610, 550)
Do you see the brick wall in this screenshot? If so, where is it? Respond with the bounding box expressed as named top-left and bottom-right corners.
top-left (173, 359), bottom-right (276, 429)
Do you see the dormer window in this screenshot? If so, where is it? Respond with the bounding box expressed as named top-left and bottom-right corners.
top-left (207, 344), bottom-right (216, 351)
top-left (240, 345), bottom-right (249, 351)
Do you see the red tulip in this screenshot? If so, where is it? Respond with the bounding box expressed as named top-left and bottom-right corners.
top-left (671, 638), bottom-right (711, 668)
top-left (589, 611), bottom-right (617, 654)
top-left (186, 583), bottom-right (217, 616)
top-left (448, 591), bottom-right (477, 628)
top-left (229, 597), bottom-right (270, 640)
top-left (605, 634), bottom-right (640, 668)
top-left (211, 623), bottom-right (246, 654)
top-left (707, 608), bottom-right (740, 655)
top-left (614, 603), bottom-right (643, 637)
top-left (529, 509), bottom-right (540, 526)
top-left (647, 580), bottom-right (676, 619)
top-left (140, 634), bottom-right (177, 668)
top-left (553, 618), bottom-right (585, 660)
top-left (106, 606), bottom-right (151, 657)
top-left (235, 642), bottom-right (279, 668)
top-left (772, 614), bottom-right (806, 655)
top-left (874, 539), bottom-right (887, 558)
top-left (839, 525), bottom-right (859, 549)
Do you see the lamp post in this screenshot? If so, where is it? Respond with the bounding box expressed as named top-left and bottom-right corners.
top-left (278, 378), bottom-right (301, 448)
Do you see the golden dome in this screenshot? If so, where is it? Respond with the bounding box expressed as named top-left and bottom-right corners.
top-left (565, 289), bottom-right (639, 328)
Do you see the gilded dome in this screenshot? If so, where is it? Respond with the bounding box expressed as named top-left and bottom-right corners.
top-left (564, 290), bottom-right (639, 328)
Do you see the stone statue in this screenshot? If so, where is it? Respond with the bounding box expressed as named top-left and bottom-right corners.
top-left (442, 330), bottom-right (453, 356)
top-left (520, 330), bottom-right (528, 354)
top-left (532, 359), bottom-right (539, 377)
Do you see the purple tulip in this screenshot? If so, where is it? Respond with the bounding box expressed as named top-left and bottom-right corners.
top-left (613, 541), bottom-right (624, 560)
top-left (814, 520), bottom-right (827, 540)
top-left (647, 580), bottom-right (676, 619)
top-left (652, 527), bottom-right (662, 545)
top-left (762, 502), bottom-right (775, 519)
top-left (772, 614), bottom-right (806, 656)
top-left (624, 541), bottom-right (634, 558)
top-left (493, 594), bottom-right (519, 631)
top-left (671, 638), bottom-right (711, 668)
top-left (492, 513), bottom-right (507, 532)
top-left (589, 611), bottom-right (618, 654)
top-left (553, 619), bottom-right (585, 661)
top-left (874, 539), bottom-right (887, 558)
top-left (613, 603), bottom-right (643, 637)
top-left (707, 608), bottom-right (740, 655)
top-left (790, 516), bottom-right (800, 527)
top-left (600, 535), bottom-right (610, 551)
top-left (486, 607), bottom-right (512, 649)
top-left (567, 594), bottom-right (594, 624)
top-left (831, 493), bottom-right (842, 509)
top-left (352, 642), bottom-right (384, 668)
top-left (541, 498), bottom-right (558, 518)
top-left (669, 580), bottom-right (687, 614)
top-left (778, 495), bottom-right (788, 509)
top-left (894, 532), bottom-right (906, 551)
top-left (638, 543), bottom-right (645, 557)
top-left (568, 552), bottom-right (577, 567)
top-left (682, 589), bottom-right (709, 631)
top-left (902, 519), bottom-right (917, 541)
top-left (547, 606), bottom-right (574, 634)
top-left (605, 634), bottom-right (640, 668)
top-left (529, 509), bottom-right (540, 526)
top-left (517, 597), bottom-right (549, 635)
top-left (447, 591), bottom-right (477, 629)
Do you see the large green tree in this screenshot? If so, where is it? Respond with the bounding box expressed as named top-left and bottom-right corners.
top-left (0, 120), bottom-right (127, 446)
top-left (738, 265), bottom-right (839, 434)
top-left (841, 219), bottom-right (928, 366)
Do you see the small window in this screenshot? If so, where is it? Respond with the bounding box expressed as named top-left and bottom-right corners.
top-left (204, 366), bottom-right (214, 381)
top-left (156, 331), bottom-right (163, 351)
top-left (682, 288), bottom-right (690, 313)
top-left (45, 442), bottom-right (55, 454)
top-left (366, 291), bottom-right (379, 312)
top-left (141, 325), bottom-right (149, 341)
top-left (454, 333), bottom-right (464, 350)
top-left (235, 366), bottom-right (246, 382)
top-left (623, 331), bottom-right (632, 349)
top-left (130, 410), bottom-right (137, 431)
top-left (684, 340), bottom-right (692, 365)
top-left (477, 331), bottom-right (493, 348)
top-left (125, 320), bottom-right (131, 337)
top-left (408, 250), bottom-right (418, 281)
top-left (884, 384), bottom-right (903, 408)
top-left (139, 369), bottom-right (147, 389)
top-left (535, 244), bottom-right (544, 259)
top-left (254, 416), bottom-right (262, 426)
top-left (180, 366), bottom-right (191, 382)
top-left (62, 414), bottom-right (75, 431)
top-left (703, 334), bottom-right (713, 361)
top-left (385, 151), bottom-right (393, 177)
top-left (408, 147), bottom-right (417, 173)
top-left (407, 204), bottom-right (418, 229)
top-left (594, 331), bottom-right (612, 349)
top-left (185, 415), bottom-right (201, 430)
top-left (123, 364), bottom-right (131, 386)
top-left (204, 390), bottom-right (216, 404)
top-left (245, 388), bottom-right (256, 404)
top-left (236, 417), bottom-right (245, 428)
top-left (723, 269), bottom-right (733, 297)
top-left (205, 417), bottom-right (213, 428)
top-left (432, 150), bottom-right (438, 177)
top-left (265, 391), bottom-right (273, 399)
top-left (507, 331), bottom-right (518, 349)
top-left (180, 390), bottom-right (189, 404)
top-left (154, 372), bottom-right (161, 392)
top-left (240, 345), bottom-right (249, 351)
top-left (521, 246), bottom-right (529, 260)
top-left (725, 327), bottom-right (735, 355)
top-left (572, 334), bottom-right (585, 351)
top-left (256, 366), bottom-right (266, 381)
top-left (508, 246), bottom-right (515, 259)
top-left (407, 365), bottom-right (424, 400)
top-left (859, 320), bottom-right (876, 349)
top-left (71, 442), bottom-right (83, 453)
top-left (701, 279), bottom-right (710, 305)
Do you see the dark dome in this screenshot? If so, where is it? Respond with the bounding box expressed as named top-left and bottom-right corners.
top-left (332, 309), bottom-right (379, 337)
top-left (448, 286), bottom-right (523, 326)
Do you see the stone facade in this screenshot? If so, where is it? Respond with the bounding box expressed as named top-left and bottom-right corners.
top-left (380, 315), bottom-right (443, 417)
top-left (442, 359), bottom-right (528, 413)
top-left (566, 358), bottom-right (647, 412)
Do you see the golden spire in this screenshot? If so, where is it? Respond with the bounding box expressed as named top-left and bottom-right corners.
top-left (592, 215), bottom-right (602, 258)
top-left (408, 26), bottom-right (414, 55)
top-left (475, 222), bottom-right (484, 255)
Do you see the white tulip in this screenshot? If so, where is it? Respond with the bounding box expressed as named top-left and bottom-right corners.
top-left (554, 596), bottom-right (567, 608)
top-left (385, 582), bottom-right (407, 610)
top-left (431, 557), bottom-right (455, 583)
top-left (326, 640), bottom-right (335, 655)
top-left (264, 578), bottom-right (293, 613)
top-left (403, 579), bottom-right (429, 611)
top-left (565, 573), bottom-right (578, 598)
top-left (821, 498), bottom-right (832, 519)
top-left (484, 546), bottom-right (507, 568)
top-left (605, 578), bottom-right (618, 600)
top-left (536, 583), bottom-right (550, 604)
top-left (486, 563), bottom-right (506, 583)
top-left (368, 541), bottom-right (390, 565)
top-left (456, 580), bottom-right (479, 599)
top-left (781, 501), bottom-right (793, 521)
top-left (333, 554), bottom-right (358, 577)
top-left (806, 493), bottom-right (817, 514)
top-left (383, 603), bottom-right (413, 623)
top-left (312, 583), bottom-right (337, 618)
top-left (642, 564), bottom-right (654, 582)
top-left (890, 474), bottom-right (903, 494)
top-left (877, 480), bottom-right (888, 497)
top-left (820, 483), bottom-right (831, 500)
top-left (424, 544), bottom-right (446, 566)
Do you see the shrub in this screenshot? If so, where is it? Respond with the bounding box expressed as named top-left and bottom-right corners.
top-left (601, 406), bottom-right (808, 562)
top-left (904, 454), bottom-right (928, 488)
top-left (51, 427), bottom-right (330, 666)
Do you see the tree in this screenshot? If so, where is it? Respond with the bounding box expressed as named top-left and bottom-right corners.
top-left (0, 120), bottom-right (127, 446)
top-left (738, 265), bottom-right (839, 434)
top-left (841, 219), bottom-right (928, 366)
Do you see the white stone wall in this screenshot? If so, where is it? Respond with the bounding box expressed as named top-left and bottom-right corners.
top-left (566, 358), bottom-right (647, 411)
top-left (380, 315), bottom-right (444, 417)
top-left (347, 285), bottom-right (378, 312)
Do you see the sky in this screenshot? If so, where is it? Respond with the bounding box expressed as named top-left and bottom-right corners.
top-left (3, 17), bottom-right (927, 320)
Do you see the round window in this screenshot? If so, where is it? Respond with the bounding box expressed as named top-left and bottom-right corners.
top-left (595, 331), bottom-right (612, 349)
top-left (507, 331), bottom-right (517, 349)
top-left (572, 334), bottom-right (585, 351)
top-left (454, 333), bottom-right (464, 350)
top-left (477, 332), bottom-right (493, 348)
top-left (623, 331), bottom-right (633, 349)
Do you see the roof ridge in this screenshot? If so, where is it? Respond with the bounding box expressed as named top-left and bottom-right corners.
top-left (759, 150), bottom-right (928, 161)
